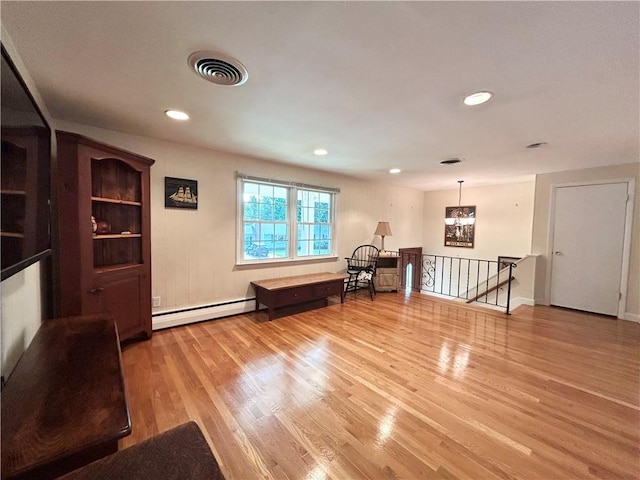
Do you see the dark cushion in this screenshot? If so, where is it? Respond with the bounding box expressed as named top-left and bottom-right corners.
top-left (59, 421), bottom-right (225, 480)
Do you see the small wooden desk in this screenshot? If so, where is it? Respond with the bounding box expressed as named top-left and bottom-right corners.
top-left (251, 272), bottom-right (346, 320)
top-left (1, 314), bottom-right (131, 480)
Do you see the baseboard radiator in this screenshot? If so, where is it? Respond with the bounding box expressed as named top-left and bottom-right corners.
top-left (152, 298), bottom-right (256, 330)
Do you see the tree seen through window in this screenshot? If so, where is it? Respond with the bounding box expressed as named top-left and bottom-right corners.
top-left (240, 179), bottom-right (335, 261)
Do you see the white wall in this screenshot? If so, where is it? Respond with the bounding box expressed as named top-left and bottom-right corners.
top-left (54, 120), bottom-right (425, 316)
top-left (1, 263), bottom-right (43, 378)
top-left (421, 181), bottom-right (535, 260)
top-left (532, 163), bottom-right (640, 318)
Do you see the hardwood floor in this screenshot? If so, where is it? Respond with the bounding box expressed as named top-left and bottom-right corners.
top-left (120, 292), bottom-right (640, 480)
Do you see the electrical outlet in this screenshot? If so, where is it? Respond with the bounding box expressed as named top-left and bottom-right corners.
top-left (152, 296), bottom-right (161, 307)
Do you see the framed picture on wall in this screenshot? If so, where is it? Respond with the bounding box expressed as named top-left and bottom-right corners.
top-left (165, 177), bottom-right (198, 209)
top-left (444, 205), bottom-right (476, 247)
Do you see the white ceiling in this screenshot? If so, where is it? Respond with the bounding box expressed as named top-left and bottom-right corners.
top-left (2, 1), bottom-right (638, 191)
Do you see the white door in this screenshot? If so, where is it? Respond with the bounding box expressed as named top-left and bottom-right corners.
top-left (550, 182), bottom-right (628, 316)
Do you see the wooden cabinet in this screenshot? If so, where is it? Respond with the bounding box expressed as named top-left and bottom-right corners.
top-left (375, 255), bottom-right (399, 292)
top-left (1, 126), bottom-right (50, 271)
top-left (56, 131), bottom-right (154, 341)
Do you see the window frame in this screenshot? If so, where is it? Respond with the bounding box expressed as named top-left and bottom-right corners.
top-left (236, 175), bottom-right (338, 265)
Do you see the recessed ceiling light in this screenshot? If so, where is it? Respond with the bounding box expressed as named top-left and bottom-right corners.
top-left (389, 168), bottom-right (401, 174)
top-left (463, 91), bottom-right (493, 106)
top-left (440, 158), bottom-right (463, 165)
top-left (165, 109), bottom-right (190, 121)
top-left (314, 148), bottom-right (328, 156)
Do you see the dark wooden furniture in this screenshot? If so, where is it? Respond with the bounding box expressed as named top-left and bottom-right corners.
top-left (56, 131), bottom-right (154, 341)
top-left (251, 272), bottom-right (346, 320)
top-left (1, 314), bottom-right (131, 480)
top-left (1, 126), bottom-right (50, 274)
top-left (59, 421), bottom-right (225, 480)
top-left (399, 247), bottom-right (423, 292)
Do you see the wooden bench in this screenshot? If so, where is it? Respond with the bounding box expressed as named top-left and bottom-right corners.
top-left (1, 314), bottom-right (130, 480)
top-left (251, 272), bottom-right (346, 320)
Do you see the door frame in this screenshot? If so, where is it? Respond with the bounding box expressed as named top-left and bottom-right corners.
top-left (545, 178), bottom-right (635, 319)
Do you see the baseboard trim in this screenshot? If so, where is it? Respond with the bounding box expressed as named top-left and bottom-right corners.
top-left (622, 312), bottom-right (640, 323)
top-left (152, 298), bottom-right (255, 330)
top-left (149, 296), bottom-right (640, 328)
top-left (534, 297), bottom-right (549, 306)
top-left (510, 297), bottom-right (535, 311)
top-left (420, 291), bottom-right (466, 302)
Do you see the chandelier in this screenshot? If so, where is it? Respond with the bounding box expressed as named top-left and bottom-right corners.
top-left (444, 180), bottom-right (476, 226)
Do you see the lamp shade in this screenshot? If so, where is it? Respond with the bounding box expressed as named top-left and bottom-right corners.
top-left (374, 221), bottom-right (392, 237)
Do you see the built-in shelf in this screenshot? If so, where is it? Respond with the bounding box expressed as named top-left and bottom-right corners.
top-left (1, 189), bottom-right (27, 195)
top-left (93, 234), bottom-right (142, 240)
top-left (57, 130), bottom-right (153, 342)
top-left (94, 262), bottom-right (141, 274)
top-left (91, 196), bottom-right (142, 206)
top-left (1, 130), bottom-right (46, 273)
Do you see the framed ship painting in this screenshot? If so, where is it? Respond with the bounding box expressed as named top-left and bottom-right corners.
top-left (165, 177), bottom-right (198, 209)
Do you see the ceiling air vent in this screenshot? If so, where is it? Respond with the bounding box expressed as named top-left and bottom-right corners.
top-left (188, 51), bottom-right (248, 86)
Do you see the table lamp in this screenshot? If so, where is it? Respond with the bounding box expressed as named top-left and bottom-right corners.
top-left (374, 221), bottom-right (392, 253)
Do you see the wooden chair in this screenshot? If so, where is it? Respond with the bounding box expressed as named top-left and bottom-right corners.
top-left (344, 244), bottom-right (379, 300)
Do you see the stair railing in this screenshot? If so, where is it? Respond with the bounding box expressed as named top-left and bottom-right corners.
top-left (420, 255), bottom-right (517, 314)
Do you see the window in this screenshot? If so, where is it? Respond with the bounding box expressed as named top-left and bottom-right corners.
top-left (238, 175), bottom-right (338, 263)
top-left (297, 190), bottom-right (332, 257)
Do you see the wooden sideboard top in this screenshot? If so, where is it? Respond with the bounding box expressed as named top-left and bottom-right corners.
top-left (250, 272), bottom-right (346, 291)
top-left (1, 314), bottom-right (131, 479)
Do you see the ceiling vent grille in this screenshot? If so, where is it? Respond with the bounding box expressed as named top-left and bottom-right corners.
top-left (188, 51), bottom-right (248, 86)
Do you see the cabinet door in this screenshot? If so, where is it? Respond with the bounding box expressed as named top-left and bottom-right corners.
top-left (84, 270), bottom-right (150, 340)
top-left (375, 256), bottom-right (399, 292)
top-left (376, 271), bottom-right (398, 291)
